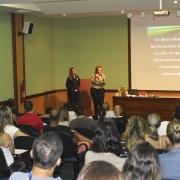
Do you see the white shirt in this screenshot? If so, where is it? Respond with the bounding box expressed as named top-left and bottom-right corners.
top-left (105, 111), bottom-right (115, 118)
top-left (4, 125), bottom-right (19, 142)
top-left (158, 121), bottom-right (170, 136)
top-left (68, 111), bottom-right (77, 121)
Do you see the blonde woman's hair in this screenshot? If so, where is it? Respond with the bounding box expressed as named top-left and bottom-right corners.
top-left (102, 102), bottom-right (110, 111)
top-left (0, 106), bottom-right (13, 127)
top-left (59, 107), bottom-right (69, 122)
top-left (114, 105), bottom-right (122, 117)
top-left (167, 120), bottom-right (180, 146)
top-left (122, 115), bottom-right (147, 149)
top-left (147, 113), bottom-right (161, 141)
top-left (0, 114), bottom-right (4, 146)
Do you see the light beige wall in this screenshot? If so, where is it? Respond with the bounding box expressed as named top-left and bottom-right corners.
top-left (0, 14), bottom-right (14, 101)
top-left (54, 16), bottom-right (128, 90)
top-left (53, 18), bottom-right (68, 89)
top-left (24, 16), bottom-right (55, 96)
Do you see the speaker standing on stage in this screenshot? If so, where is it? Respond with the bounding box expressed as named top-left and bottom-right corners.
top-left (66, 67), bottom-right (80, 105)
top-left (90, 65), bottom-right (106, 119)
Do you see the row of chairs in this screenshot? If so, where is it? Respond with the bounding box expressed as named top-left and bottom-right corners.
top-left (0, 130), bottom-right (89, 179)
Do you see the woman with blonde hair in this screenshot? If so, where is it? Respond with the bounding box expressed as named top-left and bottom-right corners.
top-left (159, 120), bottom-right (180, 179)
top-left (145, 113), bottom-right (167, 148)
top-left (58, 107), bottom-right (70, 126)
top-left (113, 105), bottom-right (128, 125)
top-left (0, 106), bottom-right (28, 142)
top-left (122, 115), bottom-right (147, 149)
top-left (0, 114), bottom-right (14, 166)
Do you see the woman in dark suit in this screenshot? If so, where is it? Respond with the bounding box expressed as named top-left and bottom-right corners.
top-left (66, 67), bottom-right (80, 105)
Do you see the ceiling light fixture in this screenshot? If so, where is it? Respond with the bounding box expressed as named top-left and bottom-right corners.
top-left (141, 12), bottom-right (146, 19)
top-left (174, 0), bottom-right (178, 3)
top-left (121, 11), bottom-right (124, 13)
top-left (127, 13), bottom-right (133, 19)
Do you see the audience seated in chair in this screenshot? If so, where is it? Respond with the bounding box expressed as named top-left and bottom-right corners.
top-left (102, 102), bottom-right (115, 118)
top-left (43, 109), bottom-right (78, 144)
top-left (0, 106), bottom-right (28, 143)
top-left (77, 161), bottom-right (124, 180)
top-left (58, 107), bottom-right (70, 127)
top-left (145, 113), bottom-right (167, 149)
top-left (18, 101), bottom-right (44, 134)
top-left (85, 121), bottom-right (127, 171)
top-left (70, 104), bottom-right (97, 132)
top-left (122, 115), bottom-right (147, 150)
top-left (43, 109), bottom-right (92, 144)
top-left (40, 107), bottom-right (53, 118)
top-left (4, 98), bottom-right (21, 123)
top-left (96, 107), bottom-right (115, 125)
top-left (9, 132), bottom-right (63, 180)
top-left (122, 142), bottom-right (162, 180)
top-left (0, 114), bottom-right (14, 166)
top-left (63, 102), bottom-right (77, 121)
top-left (113, 105), bottom-right (128, 125)
top-left (159, 120), bottom-right (180, 179)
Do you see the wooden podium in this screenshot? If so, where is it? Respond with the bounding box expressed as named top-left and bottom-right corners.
top-left (113, 96), bottom-right (180, 121)
top-left (79, 79), bottom-right (92, 116)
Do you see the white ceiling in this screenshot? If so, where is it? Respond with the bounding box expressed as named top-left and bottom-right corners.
top-left (0, 0), bottom-right (179, 18)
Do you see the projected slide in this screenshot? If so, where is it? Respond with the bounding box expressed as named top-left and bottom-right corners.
top-left (131, 14), bottom-right (180, 91)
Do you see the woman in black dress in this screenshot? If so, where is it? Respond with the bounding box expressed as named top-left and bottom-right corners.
top-left (66, 67), bottom-right (80, 105)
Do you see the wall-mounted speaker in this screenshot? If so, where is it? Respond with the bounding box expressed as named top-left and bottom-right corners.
top-left (22, 22), bottom-right (34, 35)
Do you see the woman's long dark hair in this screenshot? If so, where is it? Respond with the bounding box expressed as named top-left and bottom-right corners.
top-left (92, 121), bottom-right (121, 155)
top-left (122, 142), bottom-right (162, 180)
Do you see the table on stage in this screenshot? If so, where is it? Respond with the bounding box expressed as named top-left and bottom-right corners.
top-left (113, 96), bottom-right (180, 121)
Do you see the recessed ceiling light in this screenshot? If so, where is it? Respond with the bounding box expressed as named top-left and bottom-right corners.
top-left (174, 0), bottom-right (178, 3)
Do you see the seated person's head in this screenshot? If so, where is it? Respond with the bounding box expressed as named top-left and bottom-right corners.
top-left (63, 102), bottom-right (73, 111)
top-left (114, 105), bottom-right (122, 117)
top-left (122, 142), bottom-right (162, 180)
top-left (102, 102), bottom-right (110, 111)
top-left (122, 115), bottom-right (147, 149)
top-left (5, 98), bottom-right (15, 108)
top-left (59, 107), bottom-right (69, 122)
top-left (45, 107), bottom-right (53, 114)
top-left (77, 161), bottom-right (123, 180)
top-left (147, 113), bottom-right (161, 141)
top-left (50, 109), bottom-right (60, 122)
top-left (73, 104), bottom-right (84, 116)
top-left (174, 104), bottom-right (180, 120)
top-left (167, 120), bottom-right (180, 146)
top-left (31, 131), bottom-right (63, 170)
top-left (24, 101), bottom-right (34, 113)
top-left (97, 107), bottom-right (106, 124)
top-left (92, 121), bottom-right (121, 155)
top-left (0, 106), bottom-right (13, 126)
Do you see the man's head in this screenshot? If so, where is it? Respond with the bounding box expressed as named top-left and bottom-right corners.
top-left (74, 104), bottom-right (84, 116)
top-left (24, 101), bottom-right (34, 112)
top-left (31, 131), bottom-right (63, 169)
top-left (50, 109), bottom-right (60, 122)
top-left (174, 105), bottom-right (180, 120)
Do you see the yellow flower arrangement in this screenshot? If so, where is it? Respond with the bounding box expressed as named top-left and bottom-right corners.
top-left (118, 86), bottom-right (127, 93)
